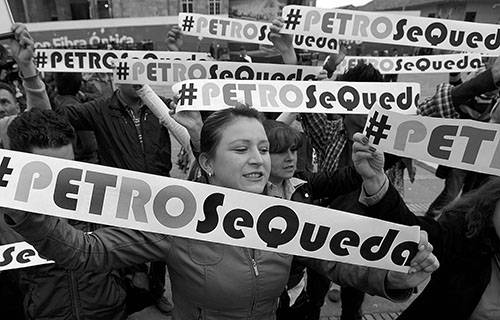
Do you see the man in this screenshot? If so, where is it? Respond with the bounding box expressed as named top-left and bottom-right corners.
top-left (5, 109), bottom-right (127, 320)
top-left (238, 46), bottom-right (252, 63)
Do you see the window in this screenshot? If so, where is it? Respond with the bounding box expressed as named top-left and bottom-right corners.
top-left (464, 11), bottom-right (476, 22)
top-left (208, 0), bottom-right (220, 15)
top-left (181, 0), bottom-right (193, 13)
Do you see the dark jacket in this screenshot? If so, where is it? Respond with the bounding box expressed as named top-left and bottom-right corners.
top-left (19, 220), bottom-right (127, 320)
top-left (53, 94), bottom-right (99, 164)
top-left (62, 91), bottom-right (171, 176)
top-left (367, 183), bottom-right (497, 320)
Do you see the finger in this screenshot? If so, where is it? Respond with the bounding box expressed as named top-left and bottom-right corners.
top-left (353, 151), bottom-right (375, 161)
top-left (269, 24), bottom-right (281, 34)
top-left (172, 94), bottom-right (180, 104)
top-left (352, 142), bottom-right (373, 154)
top-left (353, 132), bottom-right (369, 145)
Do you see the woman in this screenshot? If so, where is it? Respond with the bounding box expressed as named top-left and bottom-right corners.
top-left (4, 107), bottom-right (438, 320)
top-left (351, 132), bottom-right (500, 320)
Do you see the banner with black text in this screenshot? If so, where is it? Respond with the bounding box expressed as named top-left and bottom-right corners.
top-left (0, 149), bottom-right (420, 272)
top-left (0, 241), bottom-right (53, 271)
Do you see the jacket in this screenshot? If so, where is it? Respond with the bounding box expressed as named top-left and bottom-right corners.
top-left (61, 91), bottom-right (171, 176)
top-left (367, 183), bottom-right (497, 320)
top-left (10, 186), bottom-right (408, 320)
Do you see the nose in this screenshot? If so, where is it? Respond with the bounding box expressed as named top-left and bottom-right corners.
top-left (286, 149), bottom-right (297, 162)
top-left (248, 146), bottom-right (264, 166)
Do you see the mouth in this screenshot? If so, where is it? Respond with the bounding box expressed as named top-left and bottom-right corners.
top-left (243, 172), bottom-right (265, 180)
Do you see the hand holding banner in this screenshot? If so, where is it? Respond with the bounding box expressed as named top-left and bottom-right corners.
top-left (179, 13), bottom-right (339, 53)
top-left (364, 107), bottom-right (500, 177)
top-left (0, 149), bottom-right (420, 272)
top-left (173, 79), bottom-right (419, 114)
top-left (281, 5), bottom-right (500, 55)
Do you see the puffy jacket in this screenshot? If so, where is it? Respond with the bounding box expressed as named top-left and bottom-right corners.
top-left (10, 190), bottom-right (409, 320)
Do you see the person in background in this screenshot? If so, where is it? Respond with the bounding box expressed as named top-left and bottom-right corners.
top-left (53, 72), bottom-right (99, 164)
top-left (238, 46), bottom-right (253, 63)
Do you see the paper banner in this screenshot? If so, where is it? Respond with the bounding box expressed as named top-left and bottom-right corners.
top-left (0, 149), bottom-right (420, 272)
top-left (335, 54), bottom-right (483, 74)
top-left (364, 107), bottom-right (500, 177)
top-left (281, 5), bottom-right (500, 55)
top-left (34, 49), bottom-right (212, 73)
top-left (178, 13), bottom-right (339, 53)
top-left (0, 241), bottom-right (54, 271)
top-left (172, 79), bottom-right (419, 114)
top-left (113, 58), bottom-right (322, 85)
top-left (0, 0), bottom-right (14, 36)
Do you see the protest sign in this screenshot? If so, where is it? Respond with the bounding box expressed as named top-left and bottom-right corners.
top-left (34, 49), bottom-right (212, 73)
top-left (0, 0), bottom-right (14, 38)
top-left (335, 54), bottom-right (483, 74)
top-left (173, 79), bottom-right (419, 114)
top-left (113, 58), bottom-right (322, 85)
top-left (364, 107), bottom-right (500, 177)
top-left (0, 149), bottom-right (420, 272)
top-left (179, 13), bottom-right (339, 53)
top-left (27, 16), bottom-right (178, 49)
top-left (281, 5), bottom-right (500, 55)
top-left (0, 241), bottom-right (53, 271)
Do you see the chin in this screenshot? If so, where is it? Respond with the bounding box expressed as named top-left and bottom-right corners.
top-left (241, 182), bottom-right (267, 194)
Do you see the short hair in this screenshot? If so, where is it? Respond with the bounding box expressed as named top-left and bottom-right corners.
top-left (200, 106), bottom-right (264, 158)
top-left (0, 81), bottom-right (16, 99)
top-left (338, 63), bottom-right (384, 82)
top-left (54, 72), bottom-right (82, 96)
top-left (7, 109), bottom-right (75, 153)
top-left (263, 119), bottom-right (302, 154)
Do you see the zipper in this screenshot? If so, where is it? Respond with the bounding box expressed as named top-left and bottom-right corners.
top-left (246, 248), bottom-right (259, 314)
top-left (69, 271), bottom-right (81, 320)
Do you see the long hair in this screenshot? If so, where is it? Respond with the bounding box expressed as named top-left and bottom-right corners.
top-left (441, 176), bottom-right (500, 252)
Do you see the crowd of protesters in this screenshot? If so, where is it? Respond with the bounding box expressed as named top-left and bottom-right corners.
top-left (0, 15), bottom-right (498, 320)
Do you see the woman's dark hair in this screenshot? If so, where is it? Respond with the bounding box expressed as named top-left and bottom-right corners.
top-left (262, 119), bottom-right (302, 154)
top-left (441, 176), bottom-right (500, 252)
top-left (7, 109), bottom-right (75, 153)
top-left (200, 106), bottom-right (264, 158)
top-left (337, 63), bottom-right (384, 82)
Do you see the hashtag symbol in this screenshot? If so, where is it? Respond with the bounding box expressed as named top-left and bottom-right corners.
top-left (34, 50), bottom-right (48, 68)
top-left (178, 83), bottom-right (198, 106)
top-left (181, 15), bottom-right (195, 32)
top-left (116, 61), bottom-right (130, 80)
top-left (365, 111), bottom-right (392, 145)
top-left (284, 8), bottom-right (302, 30)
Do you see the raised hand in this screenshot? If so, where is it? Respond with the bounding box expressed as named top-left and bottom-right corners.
top-left (166, 25), bottom-right (184, 52)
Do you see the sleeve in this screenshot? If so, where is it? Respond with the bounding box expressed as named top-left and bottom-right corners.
top-left (63, 99), bottom-right (103, 131)
top-left (417, 83), bottom-right (460, 119)
top-left (299, 113), bottom-right (344, 158)
top-left (306, 166), bottom-right (363, 201)
top-left (24, 81), bottom-right (51, 111)
top-left (7, 212), bottom-right (172, 273)
top-left (298, 258), bottom-right (412, 302)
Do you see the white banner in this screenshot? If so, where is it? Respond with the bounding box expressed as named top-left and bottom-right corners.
top-left (173, 79), bottom-right (419, 114)
top-left (0, 0), bottom-right (14, 35)
top-left (0, 241), bottom-right (54, 271)
top-left (178, 13), bottom-right (339, 53)
top-left (281, 5), bottom-right (500, 55)
top-left (335, 54), bottom-right (483, 74)
top-left (113, 58), bottom-right (322, 84)
top-left (0, 149), bottom-right (420, 272)
top-left (34, 49), bottom-right (212, 73)
top-left (364, 107), bottom-right (500, 176)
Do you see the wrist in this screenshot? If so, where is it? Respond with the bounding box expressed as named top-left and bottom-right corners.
top-left (363, 173), bottom-right (386, 196)
top-left (18, 63), bottom-right (39, 80)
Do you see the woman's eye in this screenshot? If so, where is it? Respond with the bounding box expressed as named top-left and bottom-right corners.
top-left (260, 147), bottom-right (269, 153)
top-left (234, 147), bottom-right (247, 152)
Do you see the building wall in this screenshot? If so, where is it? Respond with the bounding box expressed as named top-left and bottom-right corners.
top-left (111, 0), bottom-right (230, 17)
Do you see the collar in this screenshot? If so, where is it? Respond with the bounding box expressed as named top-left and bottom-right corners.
top-left (267, 177), bottom-right (306, 200)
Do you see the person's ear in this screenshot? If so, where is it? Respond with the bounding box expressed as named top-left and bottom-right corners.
top-left (198, 152), bottom-right (214, 177)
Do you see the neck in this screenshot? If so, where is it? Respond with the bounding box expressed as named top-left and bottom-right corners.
top-left (269, 176), bottom-right (284, 186)
top-left (118, 90), bottom-right (142, 111)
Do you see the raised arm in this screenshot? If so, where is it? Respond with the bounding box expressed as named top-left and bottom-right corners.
top-left (3, 209), bottom-right (171, 273)
top-left (10, 24), bottom-right (50, 111)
